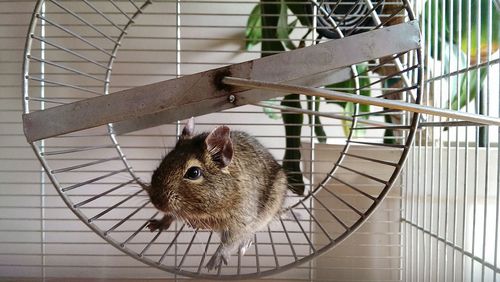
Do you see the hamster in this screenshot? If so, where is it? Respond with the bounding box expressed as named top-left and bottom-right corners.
top-left (143, 118), bottom-right (288, 270)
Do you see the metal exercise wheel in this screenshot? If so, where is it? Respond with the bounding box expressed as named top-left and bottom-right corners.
top-left (22, 0), bottom-right (495, 279)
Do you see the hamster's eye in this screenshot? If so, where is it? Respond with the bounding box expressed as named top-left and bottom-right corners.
top-left (184, 166), bottom-right (202, 180)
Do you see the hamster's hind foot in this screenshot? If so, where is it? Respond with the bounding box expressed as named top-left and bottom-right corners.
top-left (206, 246), bottom-right (229, 271)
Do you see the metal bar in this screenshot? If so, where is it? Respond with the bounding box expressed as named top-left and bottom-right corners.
top-left (127, 0), bottom-right (142, 11)
top-left (223, 77), bottom-right (500, 126)
top-left (139, 228), bottom-right (163, 257)
top-left (22, 21), bottom-right (421, 142)
top-left (237, 241), bottom-right (241, 275)
top-left (375, 4), bottom-right (407, 29)
top-left (197, 231), bottom-right (213, 274)
top-left (279, 218), bottom-right (297, 261)
top-left (27, 55), bottom-right (106, 82)
top-left (341, 151), bottom-right (399, 167)
top-left (348, 140), bottom-right (406, 148)
top-left (177, 229), bottom-right (198, 269)
top-left (48, 0), bottom-right (120, 45)
top-left (88, 189), bottom-right (143, 222)
top-left (358, 64), bottom-right (420, 91)
top-left (352, 125), bottom-right (411, 130)
top-left (374, 85), bottom-right (419, 98)
top-left (267, 226), bottom-right (279, 268)
top-left (337, 164), bottom-right (388, 185)
top-left (104, 201), bottom-right (149, 235)
top-left (335, 0), bottom-right (362, 30)
top-left (330, 175), bottom-right (377, 201)
top-left (73, 179), bottom-right (134, 208)
top-left (42, 144), bottom-right (117, 156)
top-left (27, 76), bottom-right (102, 95)
top-left (121, 212), bottom-right (158, 247)
top-left (255, 101), bottom-right (398, 128)
top-left (254, 233), bottom-right (260, 273)
top-left (300, 201), bottom-right (333, 242)
top-left (419, 121), bottom-right (489, 128)
top-left (108, 0), bottom-right (134, 21)
top-left (30, 35), bottom-right (111, 69)
top-left (311, 194), bottom-right (349, 230)
top-left (51, 157), bottom-right (121, 174)
top-left (403, 219), bottom-right (500, 274)
top-left (319, 182), bottom-right (364, 216)
top-left (158, 224), bottom-right (186, 264)
top-left (82, 0), bottom-right (127, 34)
top-left (61, 168), bottom-right (129, 192)
top-left (36, 14), bottom-right (115, 57)
top-left (353, 109), bottom-right (401, 117)
top-left (290, 209), bottom-right (316, 253)
top-left (345, 0), bottom-right (384, 37)
top-left (28, 97), bottom-right (66, 105)
top-left (426, 58), bottom-right (500, 84)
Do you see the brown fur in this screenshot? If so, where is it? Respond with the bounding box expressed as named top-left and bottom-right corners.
top-left (144, 120), bottom-right (287, 270)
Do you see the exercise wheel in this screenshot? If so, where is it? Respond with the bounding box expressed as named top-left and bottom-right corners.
top-left (21, 0), bottom-right (499, 279)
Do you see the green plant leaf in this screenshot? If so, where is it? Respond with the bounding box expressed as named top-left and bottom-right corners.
top-left (284, 0), bottom-right (311, 27)
top-left (306, 96), bottom-right (327, 143)
top-left (314, 97), bottom-right (327, 143)
top-left (424, 0), bottom-right (499, 61)
top-left (277, 1), bottom-right (297, 50)
top-left (341, 102), bottom-right (355, 137)
top-left (451, 67), bottom-right (487, 110)
top-left (326, 64), bottom-right (371, 137)
top-left (245, 4), bottom-right (262, 50)
top-left (443, 41), bottom-right (468, 101)
top-left (262, 99), bottom-right (281, 120)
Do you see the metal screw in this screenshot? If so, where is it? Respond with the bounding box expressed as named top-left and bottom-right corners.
top-left (228, 94), bottom-right (236, 104)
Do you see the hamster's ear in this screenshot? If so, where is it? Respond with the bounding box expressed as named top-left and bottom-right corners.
top-left (205, 125), bottom-right (233, 168)
top-left (181, 117), bottom-right (195, 139)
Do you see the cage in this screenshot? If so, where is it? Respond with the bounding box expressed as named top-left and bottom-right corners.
top-left (0, 0), bottom-right (499, 281)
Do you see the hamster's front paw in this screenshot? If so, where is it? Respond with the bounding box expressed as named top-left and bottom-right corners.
top-left (206, 251), bottom-right (229, 271)
top-left (146, 219), bottom-right (164, 232)
top-left (146, 215), bottom-right (174, 232)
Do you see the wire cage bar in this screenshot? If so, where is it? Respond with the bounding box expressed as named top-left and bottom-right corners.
top-left (18, 0), bottom-right (425, 279)
top-left (403, 0), bottom-right (500, 281)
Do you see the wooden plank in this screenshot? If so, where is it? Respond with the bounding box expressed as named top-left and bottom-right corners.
top-left (23, 21), bottom-right (420, 142)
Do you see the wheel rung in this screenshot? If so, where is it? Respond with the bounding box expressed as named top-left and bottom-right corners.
top-left (104, 201), bottom-right (149, 235)
top-left (158, 224), bottom-right (186, 264)
top-left (121, 212), bottom-right (158, 247)
top-left (88, 189), bottom-right (142, 222)
top-left (319, 183), bottom-right (365, 216)
top-left (42, 144), bottom-right (117, 156)
top-left (52, 157), bottom-right (121, 174)
top-left (279, 218), bottom-right (298, 261)
top-left (311, 194), bottom-right (349, 230)
top-left (178, 229), bottom-right (199, 269)
top-left (49, 0), bottom-right (121, 45)
top-left (73, 179), bottom-right (134, 208)
top-left (30, 35), bottom-right (111, 70)
top-left (139, 228), bottom-right (163, 256)
top-left (342, 152), bottom-right (399, 167)
top-left (337, 164), bottom-right (388, 185)
top-left (348, 140), bottom-right (406, 148)
top-left (108, 0), bottom-right (135, 21)
top-left (197, 231), bottom-right (214, 274)
top-left (61, 168), bottom-right (129, 192)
